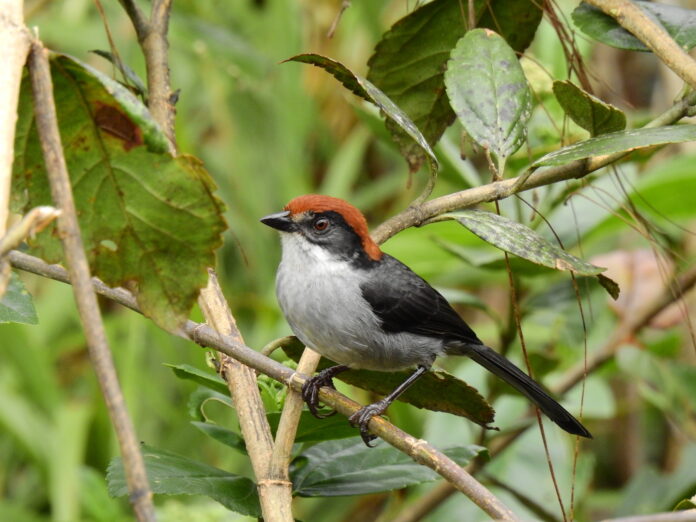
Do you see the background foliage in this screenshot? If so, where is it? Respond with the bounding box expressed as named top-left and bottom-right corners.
top-left (2, 0), bottom-right (696, 521)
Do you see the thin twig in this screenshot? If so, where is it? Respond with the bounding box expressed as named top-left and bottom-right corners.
top-left (27, 42), bottom-right (155, 522)
top-left (8, 249), bottom-right (519, 522)
top-left (585, 0), bottom-right (696, 90)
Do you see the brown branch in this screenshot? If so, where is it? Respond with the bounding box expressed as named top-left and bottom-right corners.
top-left (27, 42), bottom-right (155, 522)
top-left (8, 249), bottom-right (519, 522)
top-left (371, 90), bottom-right (696, 245)
top-left (585, 0), bottom-right (696, 90)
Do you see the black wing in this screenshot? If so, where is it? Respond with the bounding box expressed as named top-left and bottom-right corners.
top-left (360, 254), bottom-right (482, 345)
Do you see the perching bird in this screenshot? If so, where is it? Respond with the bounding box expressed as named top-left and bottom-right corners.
top-left (261, 194), bottom-right (591, 445)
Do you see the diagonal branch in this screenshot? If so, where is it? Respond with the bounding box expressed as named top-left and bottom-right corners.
top-left (27, 42), bottom-right (155, 522)
top-left (8, 249), bottom-right (519, 522)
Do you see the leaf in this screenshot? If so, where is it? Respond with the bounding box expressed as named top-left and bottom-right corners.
top-left (267, 411), bottom-right (358, 443)
top-left (281, 342), bottom-right (495, 427)
top-left (167, 364), bottom-right (228, 395)
top-left (107, 445), bottom-right (260, 517)
top-left (0, 271), bottom-right (38, 325)
top-left (597, 273), bottom-right (620, 300)
top-left (445, 29), bottom-right (532, 168)
top-left (12, 54), bottom-right (227, 331)
top-left (191, 421), bottom-right (246, 453)
top-left (573, 1), bottom-right (696, 52)
top-left (291, 438), bottom-right (485, 496)
top-left (286, 53), bottom-right (438, 176)
top-left (367, 0), bottom-right (542, 171)
top-left (553, 80), bottom-right (626, 136)
top-left (450, 210), bottom-right (605, 275)
top-left (187, 387), bottom-right (233, 422)
top-left (533, 125), bottom-right (696, 166)
top-left (89, 49), bottom-right (148, 99)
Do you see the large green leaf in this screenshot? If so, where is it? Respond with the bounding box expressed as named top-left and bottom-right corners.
top-left (445, 29), bottom-right (532, 169)
top-left (12, 54), bottom-right (227, 331)
top-left (268, 411), bottom-right (358, 443)
top-left (533, 125), bottom-right (696, 166)
top-left (282, 342), bottom-right (495, 427)
top-left (367, 0), bottom-right (542, 171)
top-left (573, 1), bottom-right (696, 52)
top-left (107, 445), bottom-right (260, 516)
top-left (553, 80), bottom-right (626, 136)
top-left (291, 438), bottom-right (485, 496)
top-left (450, 210), bottom-right (604, 275)
top-left (0, 271), bottom-right (37, 325)
top-left (286, 54), bottom-right (438, 177)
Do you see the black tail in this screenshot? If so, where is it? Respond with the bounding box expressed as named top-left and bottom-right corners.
top-left (466, 344), bottom-right (592, 438)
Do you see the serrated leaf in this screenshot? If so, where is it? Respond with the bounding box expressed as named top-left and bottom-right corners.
top-left (573, 1), bottom-right (696, 52)
top-left (191, 421), bottom-right (246, 453)
top-left (367, 0), bottom-right (542, 171)
top-left (12, 54), bottom-right (227, 331)
top-left (267, 411), bottom-right (357, 443)
top-left (282, 343), bottom-right (495, 426)
top-left (286, 54), bottom-right (438, 176)
top-left (445, 29), bottom-right (532, 169)
top-left (553, 80), bottom-right (626, 136)
top-left (167, 363), bottom-right (228, 395)
top-left (450, 210), bottom-right (604, 275)
top-left (533, 125), bottom-right (696, 166)
top-left (107, 445), bottom-right (260, 517)
top-left (0, 271), bottom-right (37, 325)
top-left (291, 438), bottom-right (485, 496)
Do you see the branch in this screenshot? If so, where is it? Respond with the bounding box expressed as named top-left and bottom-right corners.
top-left (585, 0), bottom-right (696, 90)
top-left (27, 42), bottom-right (155, 522)
top-left (371, 90), bottom-right (696, 244)
top-left (8, 250), bottom-right (519, 522)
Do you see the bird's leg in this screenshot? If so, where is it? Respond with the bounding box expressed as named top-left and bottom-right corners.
top-left (349, 365), bottom-right (429, 447)
top-left (301, 364), bottom-right (350, 418)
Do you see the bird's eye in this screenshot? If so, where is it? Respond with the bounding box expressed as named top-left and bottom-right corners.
top-left (313, 217), bottom-right (330, 232)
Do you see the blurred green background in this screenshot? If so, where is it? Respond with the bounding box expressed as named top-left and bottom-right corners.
top-left (3, 0), bottom-right (696, 520)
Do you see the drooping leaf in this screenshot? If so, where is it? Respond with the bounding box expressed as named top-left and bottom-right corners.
top-left (291, 438), bottom-right (485, 496)
top-left (12, 54), bottom-right (227, 331)
top-left (0, 271), bottom-right (38, 325)
top-left (445, 29), bottom-right (532, 169)
top-left (450, 210), bottom-right (605, 275)
top-left (191, 421), bottom-right (246, 453)
top-left (286, 53), bottom-right (438, 176)
top-left (533, 125), bottom-right (696, 166)
top-left (267, 411), bottom-right (358, 443)
top-left (367, 0), bottom-right (542, 171)
top-left (573, 1), bottom-right (696, 52)
top-left (107, 445), bottom-right (260, 517)
top-left (167, 363), bottom-right (228, 395)
top-left (553, 80), bottom-right (626, 136)
top-left (282, 342), bottom-right (495, 427)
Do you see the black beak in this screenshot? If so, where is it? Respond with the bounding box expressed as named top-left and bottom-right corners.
top-left (260, 210), bottom-right (296, 232)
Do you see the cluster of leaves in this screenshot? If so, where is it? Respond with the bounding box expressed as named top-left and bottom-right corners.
top-left (105, 363), bottom-right (486, 515)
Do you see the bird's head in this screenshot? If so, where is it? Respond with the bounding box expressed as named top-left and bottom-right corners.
top-left (260, 194), bottom-right (383, 263)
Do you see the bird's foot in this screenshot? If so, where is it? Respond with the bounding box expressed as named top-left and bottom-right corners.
top-left (348, 399), bottom-right (390, 447)
top-left (302, 369), bottom-right (340, 419)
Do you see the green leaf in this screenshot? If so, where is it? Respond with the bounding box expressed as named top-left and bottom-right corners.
top-left (191, 421), bottom-right (246, 453)
top-left (12, 54), bottom-right (227, 331)
top-left (286, 53), bottom-right (438, 176)
top-left (89, 49), bottom-right (148, 99)
top-left (107, 445), bottom-right (260, 517)
top-left (187, 387), bottom-right (233, 422)
top-left (445, 29), bottom-right (532, 169)
top-left (281, 342), bottom-right (495, 427)
top-left (553, 80), bottom-right (626, 136)
top-left (367, 0), bottom-right (542, 171)
top-left (533, 125), bottom-right (696, 166)
top-left (0, 271), bottom-right (38, 325)
top-left (167, 364), bottom-right (228, 395)
top-left (449, 210), bottom-right (605, 275)
top-left (573, 1), bottom-right (696, 52)
top-left (267, 411), bottom-right (358, 443)
top-left (291, 438), bottom-right (485, 496)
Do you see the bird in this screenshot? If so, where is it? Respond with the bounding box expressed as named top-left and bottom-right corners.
top-left (261, 194), bottom-right (591, 446)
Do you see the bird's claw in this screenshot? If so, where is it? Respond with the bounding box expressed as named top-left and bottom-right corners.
top-left (349, 400), bottom-right (389, 447)
top-left (301, 374), bottom-right (338, 419)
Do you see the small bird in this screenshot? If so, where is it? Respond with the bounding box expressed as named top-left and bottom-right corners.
top-left (262, 194), bottom-right (591, 445)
